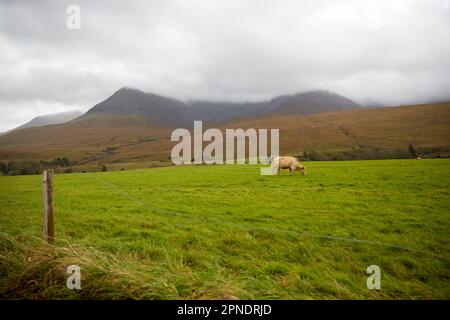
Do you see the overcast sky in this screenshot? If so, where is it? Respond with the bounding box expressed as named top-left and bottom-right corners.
top-left (1, 0), bottom-right (450, 131)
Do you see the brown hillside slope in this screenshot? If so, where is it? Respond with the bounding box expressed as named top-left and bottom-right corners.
top-left (0, 115), bottom-right (172, 163)
top-left (220, 101), bottom-right (450, 159)
top-left (0, 102), bottom-right (448, 164)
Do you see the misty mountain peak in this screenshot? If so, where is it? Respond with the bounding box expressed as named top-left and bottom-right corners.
top-left (82, 88), bottom-right (193, 126)
top-left (16, 110), bottom-right (84, 130)
top-left (80, 87), bottom-right (361, 126)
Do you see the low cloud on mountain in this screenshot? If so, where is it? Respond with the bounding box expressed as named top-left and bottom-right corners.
top-left (1, 0), bottom-right (449, 131)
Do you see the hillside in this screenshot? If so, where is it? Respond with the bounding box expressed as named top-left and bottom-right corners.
top-left (0, 115), bottom-right (172, 163)
top-left (0, 101), bottom-right (448, 166)
top-left (220, 101), bottom-right (450, 159)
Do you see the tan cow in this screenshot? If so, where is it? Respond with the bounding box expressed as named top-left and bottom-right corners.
top-left (272, 156), bottom-right (306, 176)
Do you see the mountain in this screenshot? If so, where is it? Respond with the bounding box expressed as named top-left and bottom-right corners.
top-left (79, 87), bottom-right (194, 126)
top-left (218, 101), bottom-right (450, 159)
top-left (186, 101), bottom-right (268, 122)
top-left (187, 90), bottom-right (361, 123)
top-left (0, 101), bottom-right (448, 164)
top-left (0, 113), bottom-right (171, 163)
top-left (16, 110), bottom-right (84, 129)
top-left (269, 90), bottom-right (361, 115)
top-left (77, 87), bottom-right (361, 126)
top-left (0, 87), bottom-right (447, 165)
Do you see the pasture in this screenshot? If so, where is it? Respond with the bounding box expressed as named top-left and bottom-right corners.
top-left (0, 159), bottom-right (449, 299)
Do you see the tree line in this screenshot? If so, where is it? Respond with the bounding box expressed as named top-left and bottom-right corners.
top-left (0, 157), bottom-right (72, 176)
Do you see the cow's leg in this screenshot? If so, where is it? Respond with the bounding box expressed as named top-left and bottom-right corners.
top-left (290, 166), bottom-right (296, 175)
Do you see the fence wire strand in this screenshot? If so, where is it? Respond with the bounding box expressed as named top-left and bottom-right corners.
top-left (87, 174), bottom-right (449, 261)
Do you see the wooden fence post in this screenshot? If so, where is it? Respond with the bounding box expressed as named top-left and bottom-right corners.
top-left (43, 169), bottom-right (55, 243)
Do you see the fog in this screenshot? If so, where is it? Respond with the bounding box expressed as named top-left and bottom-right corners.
top-left (1, 0), bottom-right (449, 131)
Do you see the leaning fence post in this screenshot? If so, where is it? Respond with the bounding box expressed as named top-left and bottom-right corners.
top-left (43, 169), bottom-right (55, 243)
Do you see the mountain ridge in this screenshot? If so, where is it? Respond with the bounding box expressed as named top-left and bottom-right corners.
top-left (78, 87), bottom-right (362, 126)
top-left (6, 88), bottom-right (363, 132)
top-left (0, 101), bottom-right (448, 164)
top-left (17, 110), bottom-right (83, 130)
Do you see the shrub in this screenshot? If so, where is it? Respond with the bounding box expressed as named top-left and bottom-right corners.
top-left (6, 161), bottom-right (42, 175)
top-left (408, 145), bottom-right (418, 158)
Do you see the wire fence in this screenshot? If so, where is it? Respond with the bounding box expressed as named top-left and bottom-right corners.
top-left (86, 174), bottom-right (449, 261)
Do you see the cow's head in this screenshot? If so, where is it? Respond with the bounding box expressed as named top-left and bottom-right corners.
top-left (297, 163), bottom-right (306, 176)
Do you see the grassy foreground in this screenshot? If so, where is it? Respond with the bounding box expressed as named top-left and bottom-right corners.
top-left (0, 159), bottom-right (449, 299)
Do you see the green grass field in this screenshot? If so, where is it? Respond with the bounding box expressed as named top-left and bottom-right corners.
top-left (1, 159), bottom-right (449, 299)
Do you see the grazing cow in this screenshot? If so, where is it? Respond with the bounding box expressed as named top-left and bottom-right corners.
top-left (272, 156), bottom-right (306, 176)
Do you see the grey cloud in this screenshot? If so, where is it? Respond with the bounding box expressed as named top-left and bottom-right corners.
top-left (1, 0), bottom-right (450, 131)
